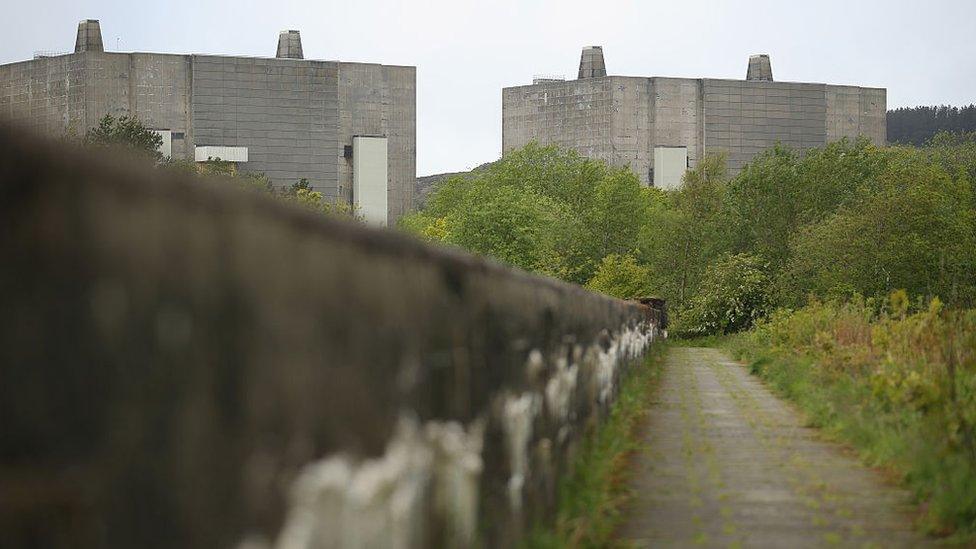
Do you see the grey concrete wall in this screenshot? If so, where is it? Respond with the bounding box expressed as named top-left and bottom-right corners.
top-left (0, 125), bottom-right (664, 549)
top-left (0, 52), bottom-right (418, 215)
top-left (650, 77), bottom-right (703, 173)
top-left (127, 54), bottom-right (194, 159)
top-left (0, 52), bottom-right (193, 158)
top-left (84, 52), bottom-right (193, 159)
top-left (501, 76), bottom-right (702, 185)
top-left (702, 79), bottom-right (827, 173)
top-left (336, 62), bottom-right (416, 224)
top-left (0, 53), bottom-right (89, 136)
top-left (826, 85), bottom-right (886, 145)
top-left (608, 77), bottom-right (653, 184)
top-left (191, 55), bottom-right (339, 193)
top-left (502, 78), bottom-right (613, 165)
top-left (503, 75), bottom-right (886, 182)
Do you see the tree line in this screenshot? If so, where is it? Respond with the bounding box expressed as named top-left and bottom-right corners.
top-left (402, 134), bottom-right (976, 336)
top-left (888, 104), bottom-right (976, 145)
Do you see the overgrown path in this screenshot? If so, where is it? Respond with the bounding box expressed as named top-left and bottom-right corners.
top-left (618, 347), bottom-right (932, 548)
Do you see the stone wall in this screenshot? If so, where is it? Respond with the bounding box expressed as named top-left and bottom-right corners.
top-left (0, 124), bottom-right (664, 549)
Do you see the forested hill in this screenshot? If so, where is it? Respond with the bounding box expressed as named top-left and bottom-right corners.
top-left (887, 104), bottom-right (976, 145)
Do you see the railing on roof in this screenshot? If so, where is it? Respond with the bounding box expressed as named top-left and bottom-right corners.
top-left (33, 51), bottom-right (69, 59)
top-left (532, 74), bottom-right (566, 84)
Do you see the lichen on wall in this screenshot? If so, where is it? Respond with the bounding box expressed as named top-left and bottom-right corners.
top-left (275, 416), bottom-right (484, 549)
top-left (502, 391), bottom-right (541, 512)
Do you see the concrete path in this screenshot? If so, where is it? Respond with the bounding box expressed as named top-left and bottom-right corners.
top-left (618, 347), bottom-right (933, 548)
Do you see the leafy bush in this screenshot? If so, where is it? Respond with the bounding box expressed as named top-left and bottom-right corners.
top-left (672, 253), bottom-right (770, 336)
top-left (585, 254), bottom-right (652, 299)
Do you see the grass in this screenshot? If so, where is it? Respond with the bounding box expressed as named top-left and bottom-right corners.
top-left (523, 342), bottom-right (668, 548)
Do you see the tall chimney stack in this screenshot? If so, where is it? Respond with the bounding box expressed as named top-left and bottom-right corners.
top-left (746, 54), bottom-right (773, 81)
top-left (276, 30), bottom-right (304, 59)
top-left (74, 19), bottom-right (104, 53)
top-left (578, 46), bottom-right (606, 79)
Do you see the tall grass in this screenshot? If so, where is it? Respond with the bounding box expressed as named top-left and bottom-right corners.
top-left (524, 344), bottom-right (667, 548)
top-left (728, 295), bottom-right (976, 540)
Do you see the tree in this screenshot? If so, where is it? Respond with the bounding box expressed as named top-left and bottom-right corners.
top-left (888, 105), bottom-right (976, 146)
top-left (585, 254), bottom-right (653, 299)
top-left (442, 181), bottom-right (557, 271)
top-left (672, 253), bottom-right (771, 337)
top-left (639, 153), bottom-right (730, 310)
top-left (404, 137), bottom-right (976, 330)
top-left (285, 183), bottom-right (362, 222)
top-left (925, 131), bottom-right (976, 211)
top-left (84, 114), bottom-right (163, 161)
top-left (286, 177), bottom-right (313, 196)
top-left (781, 153), bottom-right (976, 306)
top-left (724, 145), bottom-right (801, 269)
top-left (399, 143), bottom-right (654, 280)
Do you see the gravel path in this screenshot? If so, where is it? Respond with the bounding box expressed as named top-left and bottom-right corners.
top-left (618, 346), bottom-right (933, 548)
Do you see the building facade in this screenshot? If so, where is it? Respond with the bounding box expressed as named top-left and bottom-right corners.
top-left (0, 20), bottom-right (416, 225)
top-left (503, 48), bottom-right (886, 188)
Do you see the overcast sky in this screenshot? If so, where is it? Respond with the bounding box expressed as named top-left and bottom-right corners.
top-left (3, 0), bottom-right (975, 175)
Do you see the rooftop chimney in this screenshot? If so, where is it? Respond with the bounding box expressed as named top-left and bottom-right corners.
top-left (578, 46), bottom-right (606, 79)
top-left (746, 54), bottom-right (773, 81)
top-left (74, 19), bottom-right (103, 53)
top-left (276, 30), bottom-right (304, 59)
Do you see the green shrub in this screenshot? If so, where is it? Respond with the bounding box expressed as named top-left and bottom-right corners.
top-left (585, 254), bottom-right (652, 299)
top-left (672, 253), bottom-right (770, 337)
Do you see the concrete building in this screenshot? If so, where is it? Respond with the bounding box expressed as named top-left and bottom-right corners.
top-left (0, 20), bottom-right (416, 225)
top-left (503, 47), bottom-right (886, 188)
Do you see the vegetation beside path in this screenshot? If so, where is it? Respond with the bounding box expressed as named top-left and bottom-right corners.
top-left (724, 296), bottom-right (976, 542)
top-left (524, 344), bottom-right (668, 549)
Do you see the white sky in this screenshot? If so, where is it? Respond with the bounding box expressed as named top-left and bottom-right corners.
top-left (3, 0), bottom-right (975, 175)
